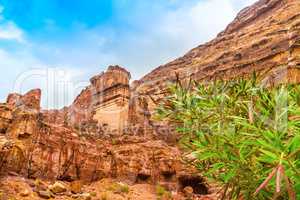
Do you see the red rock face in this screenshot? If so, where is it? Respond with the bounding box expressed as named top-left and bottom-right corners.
top-left (139, 0), bottom-right (299, 85)
top-left (0, 86), bottom-right (189, 191)
top-left (0, 104), bottom-right (13, 134)
top-left (6, 89), bottom-right (41, 112)
top-left (0, 105), bottom-right (185, 185)
top-left (6, 93), bottom-right (22, 107)
top-left (130, 0), bottom-right (300, 122)
top-left (67, 86), bottom-right (93, 127)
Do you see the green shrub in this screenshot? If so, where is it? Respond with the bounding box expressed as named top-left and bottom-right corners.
top-left (155, 77), bottom-right (300, 200)
top-left (156, 185), bottom-right (166, 196)
top-left (108, 182), bottom-right (129, 194)
top-left (119, 184), bottom-right (129, 193)
top-left (111, 139), bottom-right (117, 145)
top-left (90, 191), bottom-right (97, 197)
top-left (156, 185), bottom-right (172, 200)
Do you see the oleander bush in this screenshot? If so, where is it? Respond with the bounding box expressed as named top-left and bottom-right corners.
top-left (155, 76), bottom-right (300, 200)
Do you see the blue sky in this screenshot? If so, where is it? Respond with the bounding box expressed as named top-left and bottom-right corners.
top-left (0, 0), bottom-right (256, 109)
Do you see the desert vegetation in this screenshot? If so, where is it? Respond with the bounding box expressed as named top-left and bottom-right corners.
top-left (156, 76), bottom-right (300, 200)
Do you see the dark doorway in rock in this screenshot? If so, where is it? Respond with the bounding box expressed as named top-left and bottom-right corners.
top-left (178, 176), bottom-right (208, 195)
top-left (18, 132), bottom-right (31, 140)
top-left (57, 175), bottom-right (74, 182)
top-left (0, 128), bottom-right (7, 134)
top-left (136, 173), bottom-right (151, 183)
top-left (161, 171), bottom-right (175, 181)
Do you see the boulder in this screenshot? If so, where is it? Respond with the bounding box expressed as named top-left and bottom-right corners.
top-left (37, 190), bottom-right (54, 199)
top-left (20, 189), bottom-right (30, 197)
top-left (49, 181), bottom-right (67, 194)
top-left (70, 180), bottom-right (82, 194)
top-left (183, 186), bottom-right (194, 197)
top-left (72, 193), bottom-right (92, 200)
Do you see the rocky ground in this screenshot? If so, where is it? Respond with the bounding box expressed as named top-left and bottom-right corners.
top-left (0, 175), bottom-right (217, 200)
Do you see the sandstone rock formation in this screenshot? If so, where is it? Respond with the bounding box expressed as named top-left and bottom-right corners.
top-left (0, 80), bottom-right (199, 197)
top-left (0, 102), bottom-right (185, 182)
top-left (7, 89), bottom-right (41, 111)
top-left (43, 65), bottom-right (131, 134)
top-left (91, 66), bottom-right (131, 134)
top-left (0, 0), bottom-right (299, 199)
top-left (0, 104), bottom-right (12, 134)
top-left (133, 0), bottom-right (300, 120)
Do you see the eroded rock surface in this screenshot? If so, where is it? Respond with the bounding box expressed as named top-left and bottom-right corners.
top-left (0, 88), bottom-right (195, 196)
top-left (7, 89), bottom-right (41, 111)
top-left (133, 0), bottom-right (300, 119)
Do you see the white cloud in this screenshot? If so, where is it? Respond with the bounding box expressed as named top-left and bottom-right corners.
top-left (0, 47), bottom-right (88, 109)
top-left (155, 0), bottom-right (236, 44)
top-left (230, 0), bottom-right (258, 9)
top-left (0, 4), bottom-right (25, 42)
top-left (0, 21), bottom-right (25, 42)
top-left (100, 0), bottom-right (241, 78)
top-left (0, 48), bottom-right (41, 102)
top-left (12, 67), bottom-right (89, 110)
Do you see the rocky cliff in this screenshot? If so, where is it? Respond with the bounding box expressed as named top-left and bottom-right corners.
top-left (0, 70), bottom-right (203, 199)
top-left (134, 0), bottom-right (300, 115)
top-left (0, 89), bottom-right (189, 179)
top-left (0, 0), bottom-right (300, 199)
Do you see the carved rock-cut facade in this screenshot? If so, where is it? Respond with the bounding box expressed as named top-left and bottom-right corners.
top-left (91, 65), bottom-right (131, 133)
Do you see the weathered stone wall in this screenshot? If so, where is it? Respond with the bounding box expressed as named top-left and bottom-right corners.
top-left (0, 68), bottom-right (188, 190)
top-left (93, 97), bottom-right (129, 134)
top-left (90, 65), bottom-right (131, 94)
top-left (7, 89), bottom-right (41, 111)
top-left (42, 65), bottom-right (132, 132)
top-left (91, 66), bottom-right (131, 133)
top-left (0, 104), bottom-right (12, 134)
top-left (129, 0), bottom-right (300, 125)
top-left (0, 91), bottom-right (187, 188)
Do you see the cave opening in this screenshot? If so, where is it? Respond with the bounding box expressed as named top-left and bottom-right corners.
top-left (57, 175), bottom-right (74, 182)
top-left (18, 132), bottom-right (31, 140)
top-left (136, 173), bottom-right (151, 183)
top-left (161, 171), bottom-right (175, 181)
top-left (178, 176), bottom-right (208, 195)
top-left (0, 128), bottom-right (7, 134)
